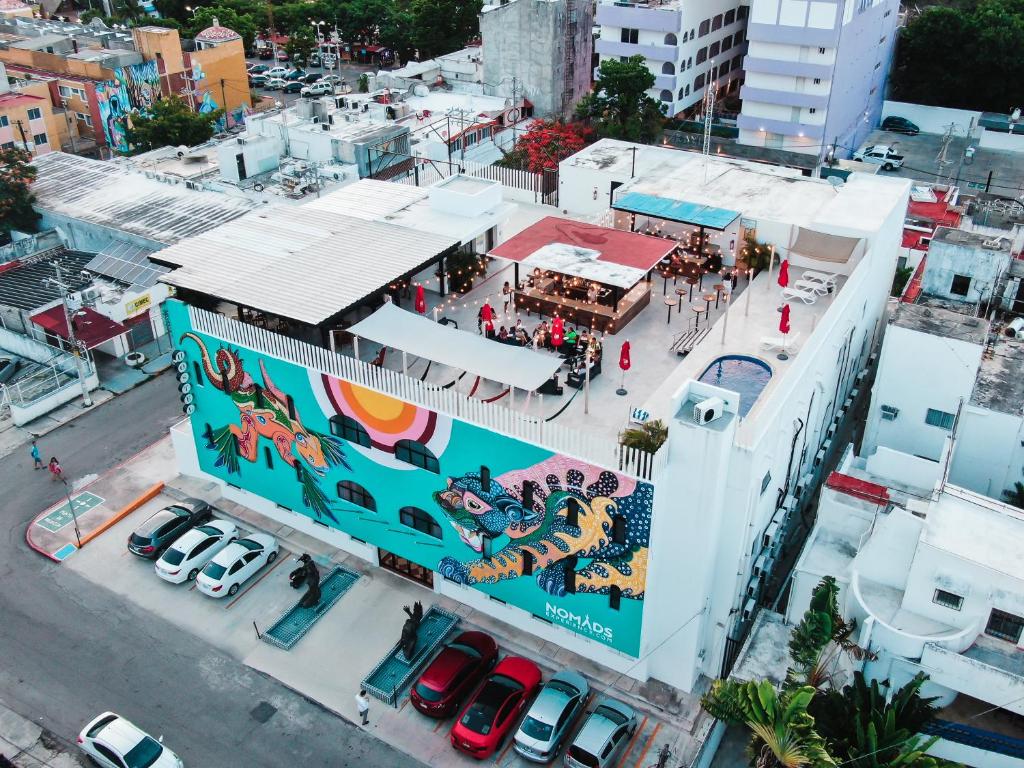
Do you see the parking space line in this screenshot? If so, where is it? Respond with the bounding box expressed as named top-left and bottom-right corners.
top-left (615, 714), bottom-right (648, 768)
top-left (397, 699), bottom-right (409, 713)
top-left (631, 722), bottom-right (661, 768)
top-left (432, 718), bottom-right (447, 733)
top-left (496, 737), bottom-right (515, 765)
top-left (225, 552), bottom-right (289, 610)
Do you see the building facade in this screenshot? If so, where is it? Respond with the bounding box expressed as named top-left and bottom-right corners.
top-left (479, 0), bottom-right (594, 118)
top-left (737, 0), bottom-right (899, 158)
top-left (594, 0), bottom-right (747, 117)
top-left (0, 67), bottom-right (66, 155)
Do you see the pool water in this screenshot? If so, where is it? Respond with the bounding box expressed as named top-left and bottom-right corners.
top-left (698, 355), bottom-right (773, 418)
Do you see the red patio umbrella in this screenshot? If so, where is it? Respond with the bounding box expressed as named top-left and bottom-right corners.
top-left (779, 303), bottom-right (791, 335)
top-left (415, 284), bottom-right (426, 314)
top-left (616, 340), bottom-right (631, 396)
top-left (551, 316), bottom-right (564, 347)
top-left (778, 259), bottom-right (790, 288)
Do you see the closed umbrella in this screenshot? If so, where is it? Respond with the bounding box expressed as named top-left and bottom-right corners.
top-left (616, 340), bottom-right (631, 396)
top-left (481, 302), bottom-right (494, 336)
top-left (415, 284), bottom-right (426, 314)
top-left (551, 316), bottom-right (564, 348)
top-left (778, 303), bottom-right (791, 360)
top-left (778, 259), bottom-right (790, 289)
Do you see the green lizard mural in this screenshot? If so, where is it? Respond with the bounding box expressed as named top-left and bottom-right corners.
top-left (180, 332), bottom-right (348, 521)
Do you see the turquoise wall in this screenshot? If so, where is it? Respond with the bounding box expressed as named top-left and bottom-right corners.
top-left (167, 300), bottom-right (653, 656)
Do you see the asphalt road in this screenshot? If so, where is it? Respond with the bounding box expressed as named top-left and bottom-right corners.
top-left (0, 372), bottom-right (421, 767)
top-left (247, 57), bottom-right (377, 108)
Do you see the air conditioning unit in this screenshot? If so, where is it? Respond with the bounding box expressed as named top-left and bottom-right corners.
top-left (746, 574), bottom-right (762, 599)
top-left (742, 598), bottom-right (757, 621)
top-left (80, 286), bottom-right (101, 302)
top-left (762, 520), bottom-right (780, 548)
top-left (236, 137), bottom-right (245, 145)
top-left (311, 116), bottom-right (319, 124)
top-left (693, 396), bottom-right (725, 424)
top-left (880, 404), bottom-right (899, 421)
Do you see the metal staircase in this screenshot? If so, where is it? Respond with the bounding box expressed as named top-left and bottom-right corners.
top-left (562, 0), bottom-right (578, 115)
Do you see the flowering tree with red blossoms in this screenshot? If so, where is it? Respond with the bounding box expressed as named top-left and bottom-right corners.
top-left (512, 120), bottom-right (594, 173)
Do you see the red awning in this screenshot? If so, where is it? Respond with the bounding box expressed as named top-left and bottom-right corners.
top-left (490, 217), bottom-right (675, 272)
top-left (31, 305), bottom-right (129, 349)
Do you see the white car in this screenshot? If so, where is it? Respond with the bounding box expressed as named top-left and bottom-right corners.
top-left (78, 711), bottom-right (183, 768)
top-left (264, 77), bottom-right (289, 91)
top-left (316, 74), bottom-right (343, 86)
top-left (195, 533), bottom-right (279, 598)
top-left (155, 519), bottom-right (238, 584)
top-left (265, 66), bottom-right (288, 78)
top-left (301, 81), bottom-right (334, 97)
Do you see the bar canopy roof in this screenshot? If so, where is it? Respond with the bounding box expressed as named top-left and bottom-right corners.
top-left (348, 303), bottom-right (562, 391)
top-left (613, 191), bottom-right (741, 230)
top-left (788, 227), bottom-right (864, 264)
top-left (489, 216), bottom-right (674, 287)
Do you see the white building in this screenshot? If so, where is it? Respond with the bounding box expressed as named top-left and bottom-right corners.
top-left (788, 445), bottom-right (1024, 768)
top-left (594, 0), bottom-right (747, 117)
top-left (737, 0), bottom-right (899, 158)
top-left (920, 227), bottom-right (1014, 307)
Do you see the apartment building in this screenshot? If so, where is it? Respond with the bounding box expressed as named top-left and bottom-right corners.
top-left (0, 64), bottom-right (67, 155)
top-left (737, 0), bottom-right (899, 158)
top-left (594, 0), bottom-right (747, 117)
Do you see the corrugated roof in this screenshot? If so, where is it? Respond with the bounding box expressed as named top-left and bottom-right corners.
top-left (613, 191), bottom-right (741, 230)
top-left (0, 250), bottom-right (93, 311)
top-left (158, 205), bottom-right (459, 325)
top-left (303, 179), bottom-right (427, 220)
top-left (30, 153), bottom-right (261, 246)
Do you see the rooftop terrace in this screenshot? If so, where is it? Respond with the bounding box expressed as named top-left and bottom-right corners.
top-left (890, 301), bottom-right (989, 345)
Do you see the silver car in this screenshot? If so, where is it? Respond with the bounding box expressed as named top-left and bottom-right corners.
top-left (564, 697), bottom-right (638, 768)
top-left (514, 669), bottom-right (589, 762)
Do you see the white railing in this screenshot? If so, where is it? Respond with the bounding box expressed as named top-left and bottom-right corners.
top-left (188, 306), bottom-right (664, 481)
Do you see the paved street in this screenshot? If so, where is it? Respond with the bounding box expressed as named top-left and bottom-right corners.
top-left (247, 56), bottom-right (378, 108)
top-left (0, 372), bottom-right (422, 767)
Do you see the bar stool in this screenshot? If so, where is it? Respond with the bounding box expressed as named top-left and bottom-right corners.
top-left (674, 286), bottom-right (687, 313)
top-left (664, 296), bottom-right (677, 323)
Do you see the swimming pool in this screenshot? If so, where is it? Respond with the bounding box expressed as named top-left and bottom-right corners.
top-left (698, 355), bottom-right (773, 418)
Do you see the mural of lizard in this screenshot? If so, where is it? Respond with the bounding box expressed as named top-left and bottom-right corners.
top-left (181, 332), bottom-right (348, 519)
top-left (434, 457), bottom-right (652, 600)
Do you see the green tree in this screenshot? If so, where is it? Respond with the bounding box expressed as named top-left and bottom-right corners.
top-left (285, 24), bottom-right (316, 63)
top-left (410, 0), bottom-right (482, 59)
top-left (186, 6), bottom-right (258, 52)
top-left (357, 73), bottom-right (369, 92)
top-left (0, 148), bottom-right (40, 235)
top-left (575, 56), bottom-right (665, 144)
top-left (620, 419), bottom-right (668, 453)
top-left (1003, 481), bottom-right (1024, 508)
top-left (126, 95), bottom-right (224, 152)
top-left (379, 0), bottom-right (415, 63)
top-left (787, 576), bottom-right (868, 690)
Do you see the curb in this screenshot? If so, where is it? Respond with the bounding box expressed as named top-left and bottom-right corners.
top-left (79, 481), bottom-right (165, 546)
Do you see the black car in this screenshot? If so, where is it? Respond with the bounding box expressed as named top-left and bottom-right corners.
top-left (302, 72), bottom-right (322, 84)
top-left (882, 116), bottom-right (920, 135)
top-left (250, 74), bottom-right (268, 87)
top-left (282, 81), bottom-right (303, 93)
top-left (128, 499), bottom-right (212, 558)
top-left (248, 64), bottom-right (269, 74)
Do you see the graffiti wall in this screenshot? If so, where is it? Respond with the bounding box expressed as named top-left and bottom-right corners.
top-left (95, 61), bottom-right (161, 153)
top-left (166, 301), bottom-right (653, 656)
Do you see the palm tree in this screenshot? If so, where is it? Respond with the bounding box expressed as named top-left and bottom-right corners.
top-left (620, 418), bottom-right (668, 453)
top-left (1003, 481), bottom-right (1024, 509)
top-left (787, 576), bottom-right (871, 690)
top-left (702, 680), bottom-right (836, 768)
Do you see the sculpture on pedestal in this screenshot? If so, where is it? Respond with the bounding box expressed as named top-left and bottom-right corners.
top-left (399, 601), bottom-right (423, 660)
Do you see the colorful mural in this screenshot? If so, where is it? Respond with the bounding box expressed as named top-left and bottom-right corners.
top-left (167, 300), bottom-right (654, 655)
top-left (96, 61), bottom-right (161, 153)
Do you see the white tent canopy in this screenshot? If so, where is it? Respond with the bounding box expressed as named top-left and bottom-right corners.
top-left (348, 303), bottom-right (562, 391)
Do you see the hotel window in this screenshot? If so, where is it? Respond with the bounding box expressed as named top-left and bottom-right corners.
top-left (933, 589), bottom-right (963, 611)
top-left (0, 115), bottom-right (8, 127)
top-left (725, 8), bottom-right (736, 24)
top-left (950, 274), bottom-right (971, 296)
top-left (1, 141), bottom-right (13, 150)
top-left (720, 60), bottom-right (731, 75)
top-left (712, 13), bottom-right (723, 30)
top-left (985, 608), bottom-right (1024, 643)
top-left (697, 46), bottom-right (708, 64)
top-left (734, 30), bottom-right (744, 45)
top-left (32, 133), bottom-right (47, 146)
top-left (818, 47), bottom-right (826, 54)
top-left (521, 550), bottom-right (535, 576)
top-left (738, 5), bottom-right (748, 19)
top-left (732, 55), bottom-right (743, 70)
top-left (395, 439), bottom-right (440, 473)
top-left (27, 108), bottom-right (41, 120)
top-left (694, 73), bottom-right (705, 90)
top-left (76, 112), bottom-right (93, 127)
top-left (925, 409), bottom-right (955, 430)
top-left (337, 480), bottom-right (376, 512)
top-left (710, 41), bottom-right (720, 57)
top-left (814, 78), bottom-right (821, 84)
top-left (699, 19), bottom-right (710, 36)
top-left (399, 506), bottom-right (442, 539)
top-left (620, 28), bottom-right (639, 44)
top-left (722, 35), bottom-right (733, 51)
top-left (809, 108), bottom-right (816, 114)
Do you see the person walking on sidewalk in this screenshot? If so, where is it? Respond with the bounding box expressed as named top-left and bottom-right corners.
top-left (30, 440), bottom-right (43, 470)
top-left (355, 689), bottom-right (370, 726)
top-left (48, 457), bottom-right (62, 482)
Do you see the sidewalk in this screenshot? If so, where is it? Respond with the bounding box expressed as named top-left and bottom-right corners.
top-left (0, 702), bottom-right (83, 767)
top-left (28, 434), bottom-right (712, 768)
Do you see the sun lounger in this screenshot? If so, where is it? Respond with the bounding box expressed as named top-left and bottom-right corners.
top-left (760, 332), bottom-right (801, 352)
top-left (802, 270), bottom-right (839, 287)
top-left (783, 286), bottom-right (818, 304)
top-left (794, 278), bottom-right (830, 295)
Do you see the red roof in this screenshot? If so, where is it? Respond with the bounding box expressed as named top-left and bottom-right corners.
top-left (490, 217), bottom-right (675, 272)
top-left (0, 92), bottom-right (45, 109)
top-left (825, 471), bottom-right (890, 506)
top-left (31, 305), bottom-right (128, 349)
top-left (908, 198), bottom-right (962, 229)
top-left (901, 256), bottom-right (926, 304)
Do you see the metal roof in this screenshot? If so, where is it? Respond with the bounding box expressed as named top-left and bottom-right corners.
top-left (0, 250), bottom-right (93, 311)
top-left (303, 179), bottom-right (428, 220)
top-left (85, 241), bottom-right (167, 288)
top-left (30, 153), bottom-right (261, 246)
top-left (158, 206), bottom-right (459, 326)
top-left (613, 191), bottom-right (741, 230)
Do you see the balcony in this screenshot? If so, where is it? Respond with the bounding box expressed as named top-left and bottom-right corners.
top-left (736, 114), bottom-right (825, 140)
top-left (742, 56), bottom-right (833, 80)
top-left (595, 38), bottom-right (678, 62)
top-left (596, 2), bottom-right (682, 32)
top-left (654, 72), bottom-right (679, 91)
top-left (922, 636), bottom-right (1024, 717)
top-left (740, 85), bottom-right (829, 110)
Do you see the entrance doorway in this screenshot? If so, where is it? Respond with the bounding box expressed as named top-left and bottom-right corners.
top-left (378, 548), bottom-right (434, 588)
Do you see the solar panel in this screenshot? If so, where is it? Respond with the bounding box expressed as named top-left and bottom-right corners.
top-left (85, 241), bottom-right (169, 289)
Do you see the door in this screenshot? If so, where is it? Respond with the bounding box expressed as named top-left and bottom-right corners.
top-left (378, 548), bottom-right (433, 588)
top-left (236, 152), bottom-right (247, 181)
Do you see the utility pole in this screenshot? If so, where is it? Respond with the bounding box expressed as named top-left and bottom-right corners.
top-left (13, 119), bottom-right (29, 151)
top-left (45, 261), bottom-right (93, 408)
top-left (219, 78), bottom-right (228, 117)
top-left (61, 99), bottom-right (77, 154)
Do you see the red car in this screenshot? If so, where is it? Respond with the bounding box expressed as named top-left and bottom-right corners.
top-left (411, 631), bottom-right (498, 718)
top-left (450, 656), bottom-right (542, 760)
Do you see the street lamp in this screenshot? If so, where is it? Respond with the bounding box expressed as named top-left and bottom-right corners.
top-left (185, 5), bottom-right (197, 17)
top-left (61, 476), bottom-right (82, 548)
top-left (42, 261), bottom-right (93, 408)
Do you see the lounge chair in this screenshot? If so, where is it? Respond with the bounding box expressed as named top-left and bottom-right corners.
top-left (794, 278), bottom-right (830, 295)
top-left (782, 286), bottom-right (818, 304)
top-left (802, 270), bottom-right (839, 287)
top-left (760, 332), bottom-right (801, 352)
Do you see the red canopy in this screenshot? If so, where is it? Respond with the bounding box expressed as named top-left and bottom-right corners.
top-left (415, 284), bottom-right (426, 314)
top-left (31, 305), bottom-right (128, 350)
top-left (619, 340), bottom-right (631, 371)
top-left (779, 303), bottom-right (791, 335)
top-left (778, 259), bottom-right (790, 288)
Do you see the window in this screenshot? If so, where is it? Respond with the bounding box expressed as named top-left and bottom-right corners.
top-left (933, 589), bottom-right (963, 611)
top-left (809, 107), bottom-right (816, 114)
top-left (738, 5), bottom-right (748, 19)
top-left (720, 59), bottom-right (731, 75)
top-left (664, 32), bottom-right (677, 45)
top-left (725, 8), bottom-right (736, 24)
top-left (712, 13), bottom-right (723, 30)
top-left (620, 28), bottom-right (639, 44)
top-left (566, 498), bottom-right (581, 528)
top-left (732, 54), bottom-right (743, 70)
top-left (27, 107), bottom-right (41, 120)
top-left (697, 46), bottom-right (708, 64)
top-left (191, 537), bottom-right (217, 558)
top-left (76, 111), bottom-right (93, 127)
top-left (94, 744), bottom-right (123, 767)
top-left (399, 506), bottom-right (442, 539)
top-left (612, 516), bottom-right (626, 544)
top-left (694, 73), bottom-right (705, 90)
top-left (722, 34), bottom-right (733, 51)
top-left (699, 19), bottom-right (710, 36)
top-left (950, 274), bottom-right (971, 296)
top-left (685, 84), bottom-right (690, 95)
top-left (734, 30), bottom-right (744, 45)
top-left (466, 131), bottom-right (477, 146)
top-left (337, 480), bottom-right (376, 511)
top-left (818, 46), bottom-right (826, 54)
top-left (32, 133), bottom-right (47, 146)
top-left (687, 56), bottom-right (693, 68)
top-left (662, 61), bottom-right (675, 74)
top-left (193, 361), bottom-right (203, 383)
top-left (710, 41), bottom-right (720, 57)
top-left (880, 404), bottom-right (899, 421)
top-left (522, 550), bottom-right (534, 576)
top-left (659, 89), bottom-right (673, 102)
top-left (1, 141), bottom-right (13, 150)
top-left (609, 585), bottom-right (622, 611)
top-left (286, 394), bottom-right (296, 420)
top-left (263, 445), bottom-right (274, 468)
top-left (563, 555), bottom-right (577, 594)
top-left (760, 470), bottom-right (772, 495)
top-left (813, 77), bottom-right (821, 84)
top-left (0, 115), bottom-right (7, 127)
top-left (395, 439), bottom-right (439, 473)
top-left (986, 608), bottom-right (1024, 643)
top-left (925, 408), bottom-right (955, 430)
top-left (678, 87), bottom-right (686, 100)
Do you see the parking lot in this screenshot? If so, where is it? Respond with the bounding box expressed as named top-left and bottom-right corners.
top-left (246, 54), bottom-right (377, 108)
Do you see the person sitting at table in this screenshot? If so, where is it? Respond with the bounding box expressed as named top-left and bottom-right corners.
top-left (533, 324), bottom-right (547, 349)
top-left (586, 283), bottom-right (599, 303)
top-left (498, 326), bottom-right (508, 343)
top-left (564, 327), bottom-right (579, 349)
top-left (515, 326), bottom-right (529, 346)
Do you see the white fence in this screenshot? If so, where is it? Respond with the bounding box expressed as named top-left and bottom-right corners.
top-left (188, 306), bottom-right (666, 482)
top-left (881, 100), bottom-right (981, 136)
